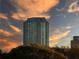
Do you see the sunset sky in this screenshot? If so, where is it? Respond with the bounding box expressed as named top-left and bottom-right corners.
top-left (0, 0), bottom-right (79, 52)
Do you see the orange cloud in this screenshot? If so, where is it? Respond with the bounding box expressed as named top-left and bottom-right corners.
top-left (49, 30), bottom-right (71, 47)
top-left (11, 12), bottom-right (26, 20)
top-left (10, 25), bottom-right (21, 33)
top-left (0, 38), bottom-right (18, 52)
top-left (11, 0), bottom-right (59, 20)
top-left (0, 0), bottom-right (60, 52)
top-left (0, 13), bottom-right (8, 19)
top-left (3, 41), bottom-right (18, 52)
top-left (0, 29), bottom-right (22, 52)
top-left (11, 12), bottom-right (50, 20)
top-left (0, 39), bottom-right (7, 43)
top-left (0, 29), bottom-right (13, 37)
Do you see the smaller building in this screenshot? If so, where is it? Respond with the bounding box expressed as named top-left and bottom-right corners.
top-left (71, 36), bottom-right (79, 48)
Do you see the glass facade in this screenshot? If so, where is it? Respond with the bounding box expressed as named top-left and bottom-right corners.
top-left (23, 17), bottom-right (49, 46)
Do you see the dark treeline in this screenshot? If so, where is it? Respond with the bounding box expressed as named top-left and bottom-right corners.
top-left (0, 44), bottom-right (67, 59)
top-left (52, 47), bottom-right (79, 59)
top-left (0, 44), bottom-right (78, 59)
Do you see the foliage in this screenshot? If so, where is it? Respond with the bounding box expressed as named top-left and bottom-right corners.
top-left (0, 44), bottom-right (67, 59)
top-left (0, 44), bottom-right (79, 59)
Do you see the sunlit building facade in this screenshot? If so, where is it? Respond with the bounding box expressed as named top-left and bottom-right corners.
top-left (23, 17), bottom-right (49, 46)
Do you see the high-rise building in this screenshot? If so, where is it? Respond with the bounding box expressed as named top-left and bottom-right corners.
top-left (71, 36), bottom-right (79, 48)
top-left (23, 17), bottom-right (49, 46)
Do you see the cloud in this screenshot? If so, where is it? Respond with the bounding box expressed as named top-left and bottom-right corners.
top-left (68, 1), bottom-right (79, 13)
top-left (0, 0), bottom-right (60, 20)
top-left (59, 0), bottom-right (79, 13)
top-left (10, 25), bottom-right (21, 33)
top-left (49, 29), bottom-right (71, 47)
top-left (11, 12), bottom-right (50, 20)
top-left (0, 38), bottom-right (18, 52)
top-left (0, 15), bottom-right (22, 52)
top-left (2, 41), bottom-right (18, 52)
top-left (0, 29), bottom-right (22, 52)
top-left (0, 29), bottom-right (13, 37)
top-left (0, 0), bottom-right (60, 52)
top-left (0, 13), bottom-right (8, 19)
top-left (65, 26), bottom-right (72, 29)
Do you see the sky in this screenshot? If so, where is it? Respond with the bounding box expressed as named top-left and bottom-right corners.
top-left (0, 0), bottom-right (79, 52)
